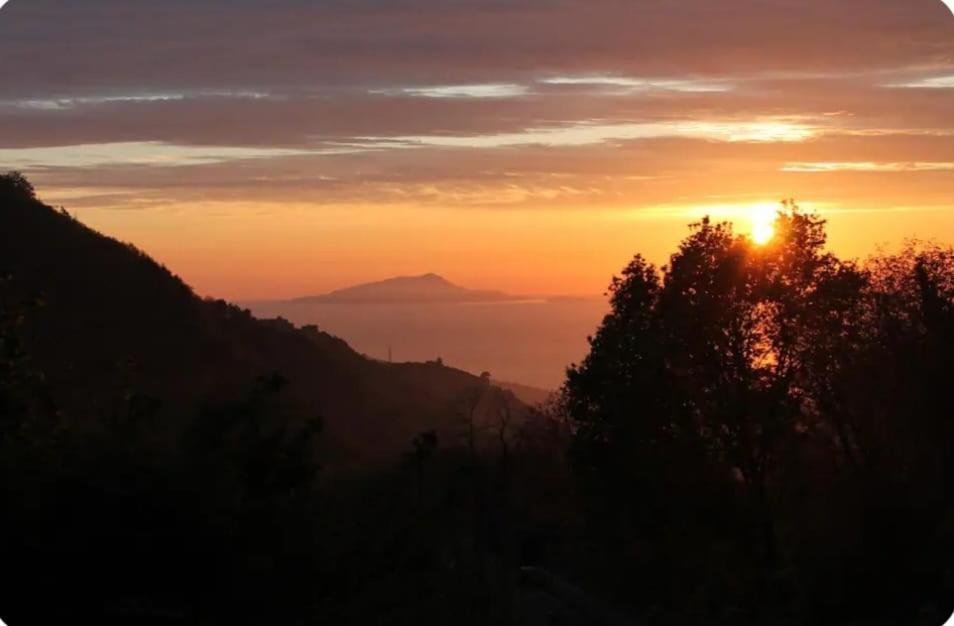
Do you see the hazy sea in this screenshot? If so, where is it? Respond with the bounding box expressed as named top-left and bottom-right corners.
top-left (245, 299), bottom-right (609, 390)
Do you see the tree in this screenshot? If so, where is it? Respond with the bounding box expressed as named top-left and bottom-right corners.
top-left (0, 171), bottom-right (36, 200)
top-left (562, 204), bottom-right (879, 620)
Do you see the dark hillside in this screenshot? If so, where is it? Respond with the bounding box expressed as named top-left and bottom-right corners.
top-left (0, 176), bottom-right (513, 465)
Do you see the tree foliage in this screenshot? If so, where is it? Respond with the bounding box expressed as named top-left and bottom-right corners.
top-left (563, 205), bottom-right (954, 624)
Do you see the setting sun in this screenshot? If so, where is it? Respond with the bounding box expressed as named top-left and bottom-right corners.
top-left (679, 202), bottom-right (781, 246)
top-left (749, 205), bottom-right (777, 245)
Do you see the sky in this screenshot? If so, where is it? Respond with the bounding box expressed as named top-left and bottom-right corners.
top-left (1, 0), bottom-right (953, 299)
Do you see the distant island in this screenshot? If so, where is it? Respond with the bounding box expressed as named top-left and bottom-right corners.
top-left (288, 273), bottom-right (601, 305)
top-left (290, 273), bottom-right (529, 304)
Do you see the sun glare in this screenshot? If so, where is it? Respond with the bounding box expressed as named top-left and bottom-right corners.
top-left (749, 204), bottom-right (777, 245)
top-left (670, 201), bottom-right (785, 245)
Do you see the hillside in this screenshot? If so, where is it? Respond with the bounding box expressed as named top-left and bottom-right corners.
top-left (292, 273), bottom-right (524, 304)
top-left (493, 380), bottom-right (554, 406)
top-left (0, 176), bottom-right (516, 466)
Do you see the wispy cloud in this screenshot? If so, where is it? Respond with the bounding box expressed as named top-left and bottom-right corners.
top-left (370, 83), bottom-right (530, 99)
top-left (2, 91), bottom-right (272, 111)
top-left (782, 161), bottom-right (954, 173)
top-left (0, 142), bottom-right (345, 169)
top-left (886, 75), bottom-right (954, 89)
top-left (540, 75), bottom-right (731, 93)
top-left (362, 118), bottom-right (820, 150)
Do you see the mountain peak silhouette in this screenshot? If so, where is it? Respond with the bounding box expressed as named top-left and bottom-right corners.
top-left (292, 273), bottom-right (522, 304)
top-left (418, 272), bottom-right (447, 281)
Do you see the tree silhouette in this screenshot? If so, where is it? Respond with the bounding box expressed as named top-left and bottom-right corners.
top-left (563, 204), bottom-right (954, 624)
top-left (0, 171), bottom-right (36, 200)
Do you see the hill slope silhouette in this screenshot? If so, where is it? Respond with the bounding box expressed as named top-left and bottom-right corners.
top-left (0, 174), bottom-right (506, 465)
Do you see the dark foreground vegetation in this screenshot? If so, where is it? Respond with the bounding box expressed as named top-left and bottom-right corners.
top-left (1, 173), bottom-right (952, 625)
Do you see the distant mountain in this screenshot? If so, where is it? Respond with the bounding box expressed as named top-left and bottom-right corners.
top-left (291, 273), bottom-right (526, 304)
top-left (0, 176), bottom-right (521, 467)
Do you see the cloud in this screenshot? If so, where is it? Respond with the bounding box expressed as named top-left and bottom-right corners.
top-left (364, 118), bottom-right (820, 150)
top-left (781, 161), bottom-right (954, 173)
top-left (887, 75), bottom-right (954, 89)
top-left (2, 91), bottom-right (272, 111)
top-left (370, 84), bottom-right (530, 99)
top-left (540, 75), bottom-right (731, 93)
top-left (0, 0), bottom-right (951, 223)
top-left (1, 0), bottom-right (951, 101)
top-left (0, 142), bottom-right (350, 169)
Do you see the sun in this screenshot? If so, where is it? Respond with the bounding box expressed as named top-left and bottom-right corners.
top-left (752, 221), bottom-right (775, 245)
top-left (749, 204), bottom-right (776, 245)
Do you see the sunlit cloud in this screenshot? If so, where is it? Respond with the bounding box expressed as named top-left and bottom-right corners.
top-left (886, 75), bottom-right (954, 89)
top-left (836, 128), bottom-right (954, 138)
top-left (363, 119), bottom-right (819, 150)
top-left (370, 84), bottom-right (530, 99)
top-left (540, 75), bottom-right (731, 93)
top-left (374, 181), bottom-right (592, 206)
top-left (0, 142), bottom-right (343, 169)
top-left (3, 91), bottom-right (272, 111)
top-left (782, 161), bottom-right (954, 173)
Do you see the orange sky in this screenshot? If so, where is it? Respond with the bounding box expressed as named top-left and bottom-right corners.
top-left (1, 0), bottom-right (953, 299)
